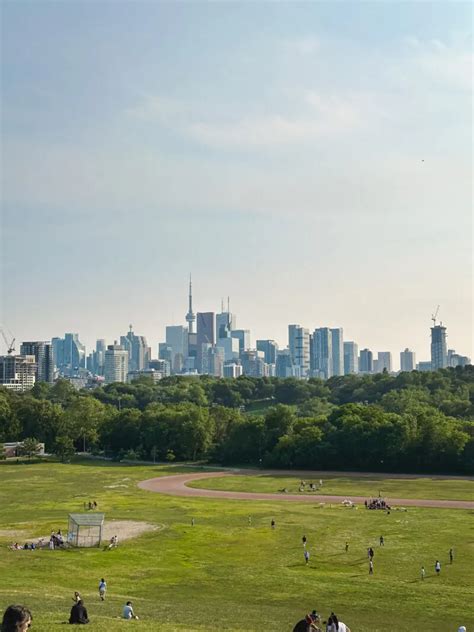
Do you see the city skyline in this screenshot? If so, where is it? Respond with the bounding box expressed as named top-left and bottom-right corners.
top-left (2, 3), bottom-right (472, 363)
top-left (1, 278), bottom-right (470, 373)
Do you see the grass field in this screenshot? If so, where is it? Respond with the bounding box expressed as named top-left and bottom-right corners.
top-left (0, 459), bottom-right (473, 631)
top-left (189, 473), bottom-right (474, 501)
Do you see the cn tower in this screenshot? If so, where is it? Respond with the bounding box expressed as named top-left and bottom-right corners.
top-left (185, 274), bottom-right (196, 333)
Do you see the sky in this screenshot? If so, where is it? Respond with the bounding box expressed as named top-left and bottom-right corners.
top-left (1, 1), bottom-right (473, 368)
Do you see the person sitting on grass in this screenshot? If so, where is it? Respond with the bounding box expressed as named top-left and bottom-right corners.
top-left (292, 611), bottom-right (321, 632)
top-left (122, 602), bottom-right (139, 620)
top-left (1, 605), bottom-right (32, 632)
top-left (324, 613), bottom-right (351, 632)
top-left (69, 600), bottom-right (89, 625)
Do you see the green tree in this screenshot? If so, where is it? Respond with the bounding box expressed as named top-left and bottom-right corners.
top-left (65, 397), bottom-right (108, 452)
top-left (19, 437), bottom-right (41, 459)
top-left (53, 435), bottom-right (75, 462)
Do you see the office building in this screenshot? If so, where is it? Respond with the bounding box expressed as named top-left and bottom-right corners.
top-left (231, 330), bottom-right (251, 355)
top-left (331, 328), bottom-right (344, 376)
top-left (149, 358), bottom-right (171, 377)
top-left (197, 312), bottom-right (215, 372)
top-left (216, 302), bottom-right (236, 340)
top-left (120, 325), bottom-right (149, 372)
top-left (127, 369), bottom-right (163, 383)
top-left (0, 355), bottom-right (37, 391)
top-left (241, 349), bottom-right (268, 377)
top-left (431, 324), bottom-right (447, 370)
top-left (165, 325), bottom-right (189, 374)
top-left (276, 349), bottom-right (295, 378)
top-left (311, 328), bottom-right (332, 379)
top-left (343, 341), bottom-right (359, 375)
top-left (416, 361), bottom-right (432, 372)
top-left (19, 341), bottom-right (54, 384)
top-left (447, 350), bottom-right (471, 368)
top-left (400, 348), bottom-right (416, 372)
top-left (256, 340), bottom-right (278, 365)
top-left (359, 348), bottom-right (373, 373)
top-left (208, 346), bottom-right (225, 378)
top-left (223, 362), bottom-right (243, 378)
top-left (52, 333), bottom-right (86, 375)
top-left (376, 351), bottom-right (392, 373)
top-left (104, 344), bottom-right (129, 384)
top-left (288, 324), bottom-right (310, 377)
top-left (217, 337), bottom-right (240, 362)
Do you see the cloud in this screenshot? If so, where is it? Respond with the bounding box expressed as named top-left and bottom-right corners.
top-left (284, 36), bottom-right (320, 55)
top-left (403, 37), bottom-right (472, 91)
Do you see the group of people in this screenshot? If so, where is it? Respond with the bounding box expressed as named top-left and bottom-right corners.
top-left (298, 480), bottom-right (323, 493)
top-left (49, 530), bottom-right (64, 549)
top-left (364, 498), bottom-right (390, 510)
top-left (84, 501), bottom-right (98, 511)
top-left (293, 610), bottom-right (351, 632)
top-left (69, 582), bottom-right (139, 624)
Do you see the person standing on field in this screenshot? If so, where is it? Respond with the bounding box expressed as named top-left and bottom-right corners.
top-left (449, 548), bottom-right (454, 563)
top-left (435, 560), bottom-right (441, 575)
top-left (369, 560), bottom-right (374, 575)
top-left (304, 549), bottom-right (310, 565)
top-left (421, 566), bottom-right (425, 580)
top-left (98, 578), bottom-right (107, 601)
top-left (379, 535), bottom-right (384, 546)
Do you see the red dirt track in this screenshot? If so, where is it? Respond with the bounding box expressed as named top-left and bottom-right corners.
top-left (138, 471), bottom-right (474, 509)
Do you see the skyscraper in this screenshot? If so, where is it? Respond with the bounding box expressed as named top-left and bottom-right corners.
top-left (331, 328), bottom-right (344, 376)
top-left (231, 330), bottom-right (251, 355)
top-left (165, 325), bottom-right (189, 373)
top-left (216, 301), bottom-right (236, 340)
top-left (120, 326), bottom-right (149, 372)
top-left (185, 275), bottom-right (196, 334)
top-left (53, 333), bottom-right (85, 375)
top-left (312, 328), bottom-right (332, 379)
top-left (376, 351), bottom-right (392, 373)
top-left (288, 325), bottom-right (310, 377)
top-left (431, 324), bottom-right (448, 370)
top-left (359, 348), bottom-right (373, 373)
top-left (343, 341), bottom-right (359, 375)
top-left (400, 348), bottom-right (416, 372)
top-left (256, 340), bottom-right (279, 365)
top-left (19, 341), bottom-right (54, 384)
top-left (104, 344), bottom-right (129, 384)
top-left (197, 312), bottom-right (215, 372)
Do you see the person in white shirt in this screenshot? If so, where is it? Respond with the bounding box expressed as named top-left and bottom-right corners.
top-left (123, 601), bottom-right (138, 620)
top-left (98, 578), bottom-right (107, 601)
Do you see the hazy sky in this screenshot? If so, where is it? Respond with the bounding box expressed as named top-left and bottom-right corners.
top-left (1, 1), bottom-right (472, 367)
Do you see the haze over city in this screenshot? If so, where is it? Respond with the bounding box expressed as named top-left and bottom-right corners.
top-left (1, 2), bottom-right (472, 362)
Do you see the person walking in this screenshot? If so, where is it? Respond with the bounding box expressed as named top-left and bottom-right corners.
top-left (368, 547), bottom-right (374, 561)
top-left (421, 566), bottom-right (425, 581)
top-left (379, 535), bottom-right (384, 546)
top-left (304, 549), bottom-right (310, 565)
top-left (98, 578), bottom-right (107, 601)
top-left (302, 535), bottom-right (307, 548)
top-left (271, 519), bottom-right (275, 529)
top-left (345, 542), bottom-right (349, 553)
top-left (449, 548), bottom-right (454, 564)
top-left (435, 560), bottom-right (441, 576)
top-left (369, 560), bottom-right (374, 575)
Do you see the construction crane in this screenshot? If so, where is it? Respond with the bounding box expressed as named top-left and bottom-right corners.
top-left (0, 327), bottom-right (15, 354)
top-left (431, 305), bottom-right (440, 327)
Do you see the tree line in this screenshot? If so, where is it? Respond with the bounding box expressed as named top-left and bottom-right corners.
top-left (0, 366), bottom-right (473, 473)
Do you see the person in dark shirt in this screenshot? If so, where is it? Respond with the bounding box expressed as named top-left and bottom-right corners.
top-left (69, 600), bottom-right (89, 624)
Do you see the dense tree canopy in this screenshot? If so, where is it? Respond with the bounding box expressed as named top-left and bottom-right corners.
top-left (0, 366), bottom-right (473, 473)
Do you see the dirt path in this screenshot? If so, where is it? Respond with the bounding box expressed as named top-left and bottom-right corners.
top-left (138, 471), bottom-right (474, 509)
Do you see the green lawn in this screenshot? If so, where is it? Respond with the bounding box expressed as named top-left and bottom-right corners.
top-left (0, 459), bottom-right (473, 631)
top-left (190, 473), bottom-right (474, 501)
